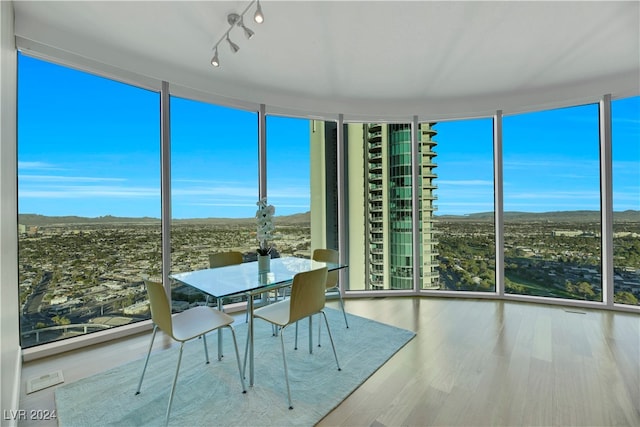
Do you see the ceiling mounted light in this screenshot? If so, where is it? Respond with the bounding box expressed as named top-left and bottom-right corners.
top-left (226, 34), bottom-right (240, 53)
top-left (240, 18), bottom-right (255, 39)
top-left (254, 0), bottom-right (264, 24)
top-left (228, 13), bottom-right (255, 39)
top-left (210, 0), bottom-right (265, 69)
top-left (211, 48), bottom-right (220, 67)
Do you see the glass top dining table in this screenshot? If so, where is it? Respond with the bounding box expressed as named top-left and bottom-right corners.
top-left (169, 255), bottom-right (347, 386)
top-left (170, 256), bottom-right (343, 301)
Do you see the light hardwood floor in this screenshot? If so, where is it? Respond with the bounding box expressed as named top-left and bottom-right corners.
top-left (18, 297), bottom-right (640, 426)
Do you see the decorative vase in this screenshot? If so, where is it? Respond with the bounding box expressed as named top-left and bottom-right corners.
top-left (258, 254), bottom-right (271, 273)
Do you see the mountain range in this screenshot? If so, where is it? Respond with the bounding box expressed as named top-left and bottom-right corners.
top-left (18, 212), bottom-right (311, 226)
top-left (18, 210), bottom-right (638, 227)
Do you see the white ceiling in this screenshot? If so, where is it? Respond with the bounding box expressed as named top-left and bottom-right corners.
top-left (12, 0), bottom-right (640, 121)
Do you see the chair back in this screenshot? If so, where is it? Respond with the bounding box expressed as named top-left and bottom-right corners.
top-left (145, 280), bottom-right (173, 336)
top-left (313, 248), bottom-right (339, 290)
top-left (209, 251), bottom-right (243, 268)
top-left (288, 267), bottom-right (328, 324)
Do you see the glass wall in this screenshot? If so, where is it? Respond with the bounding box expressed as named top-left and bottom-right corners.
top-left (17, 54), bottom-right (161, 347)
top-left (431, 118), bottom-right (495, 291)
top-left (265, 115), bottom-right (311, 258)
top-left (15, 54), bottom-right (640, 350)
top-left (338, 123), bottom-right (418, 291)
top-left (612, 96), bottom-right (640, 306)
top-left (170, 97), bottom-right (257, 307)
top-left (387, 124), bottom-right (415, 289)
top-left (503, 104), bottom-right (601, 300)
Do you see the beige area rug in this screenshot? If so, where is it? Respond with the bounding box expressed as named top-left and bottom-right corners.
top-left (55, 308), bottom-right (415, 426)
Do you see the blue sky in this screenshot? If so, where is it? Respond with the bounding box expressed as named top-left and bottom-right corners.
top-left (17, 54), bottom-right (640, 218)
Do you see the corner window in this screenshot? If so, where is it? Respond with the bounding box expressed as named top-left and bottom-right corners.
top-left (612, 96), bottom-right (640, 306)
top-left (18, 54), bottom-right (161, 347)
top-left (503, 104), bottom-right (601, 301)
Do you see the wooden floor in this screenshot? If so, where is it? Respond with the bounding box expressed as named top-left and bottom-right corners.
top-left (19, 297), bottom-right (640, 426)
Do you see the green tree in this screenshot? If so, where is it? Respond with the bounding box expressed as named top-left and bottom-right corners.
top-left (52, 315), bottom-right (70, 325)
top-left (614, 291), bottom-right (638, 305)
top-left (576, 281), bottom-right (595, 300)
top-left (565, 280), bottom-right (576, 294)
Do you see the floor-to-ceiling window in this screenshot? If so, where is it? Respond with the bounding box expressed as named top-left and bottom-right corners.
top-left (170, 97), bottom-right (257, 307)
top-left (17, 54), bottom-right (161, 347)
top-left (503, 104), bottom-right (601, 300)
top-left (387, 124), bottom-right (415, 289)
top-left (337, 122), bottom-right (418, 291)
top-left (15, 54), bottom-right (640, 352)
top-left (431, 118), bottom-right (495, 292)
top-left (363, 123), bottom-right (385, 290)
top-left (265, 115), bottom-right (311, 258)
top-left (612, 96), bottom-right (640, 306)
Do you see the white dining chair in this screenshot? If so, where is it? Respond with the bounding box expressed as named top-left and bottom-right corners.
top-left (251, 267), bottom-right (341, 409)
top-left (135, 280), bottom-right (246, 426)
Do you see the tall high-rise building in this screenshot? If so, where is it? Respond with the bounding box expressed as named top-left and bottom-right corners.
top-left (418, 123), bottom-right (440, 290)
top-left (311, 121), bottom-right (439, 291)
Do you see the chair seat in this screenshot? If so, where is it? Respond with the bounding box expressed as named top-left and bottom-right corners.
top-left (172, 306), bottom-right (234, 342)
top-left (253, 299), bottom-right (291, 327)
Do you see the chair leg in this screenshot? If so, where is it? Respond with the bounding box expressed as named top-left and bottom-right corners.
top-left (202, 333), bottom-right (210, 364)
top-left (317, 291), bottom-right (348, 346)
top-left (308, 315), bottom-right (313, 354)
top-left (242, 305), bottom-right (255, 380)
top-left (338, 291), bottom-right (349, 328)
top-left (279, 327), bottom-right (293, 410)
top-left (244, 296), bottom-right (249, 323)
top-left (135, 325), bottom-right (157, 395)
top-left (242, 317), bottom-right (250, 378)
top-left (320, 311), bottom-right (341, 371)
top-left (295, 315), bottom-right (315, 351)
top-left (165, 342), bottom-right (185, 427)
top-left (226, 326), bottom-right (247, 393)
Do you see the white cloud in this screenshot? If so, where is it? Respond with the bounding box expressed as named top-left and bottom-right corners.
top-left (19, 185), bottom-right (159, 198)
top-left (17, 161), bottom-right (65, 171)
top-left (172, 186), bottom-right (256, 198)
top-left (20, 175), bottom-right (125, 182)
top-left (507, 190), bottom-right (599, 200)
top-left (437, 180), bottom-right (493, 186)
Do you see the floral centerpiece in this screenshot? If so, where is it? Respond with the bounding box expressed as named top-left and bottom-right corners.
top-left (256, 197), bottom-right (275, 256)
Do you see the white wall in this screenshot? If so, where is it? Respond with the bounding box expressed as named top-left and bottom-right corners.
top-left (0, 1), bottom-right (21, 425)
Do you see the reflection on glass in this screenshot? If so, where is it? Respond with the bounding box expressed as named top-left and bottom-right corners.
top-left (266, 115), bottom-right (311, 258)
top-left (334, 123), bottom-right (419, 290)
top-left (17, 54), bottom-right (161, 347)
top-left (503, 104), bottom-right (601, 300)
top-left (387, 124), bottom-right (416, 289)
top-left (170, 97), bottom-right (257, 309)
top-left (432, 118), bottom-right (495, 291)
top-left (612, 96), bottom-right (640, 306)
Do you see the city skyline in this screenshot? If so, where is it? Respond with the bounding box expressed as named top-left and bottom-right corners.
top-left (17, 54), bottom-right (640, 219)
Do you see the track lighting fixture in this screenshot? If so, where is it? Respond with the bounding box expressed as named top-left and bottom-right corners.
top-left (254, 0), bottom-right (264, 24)
top-left (210, 0), bottom-right (264, 68)
top-left (226, 34), bottom-right (240, 53)
top-left (239, 17), bottom-right (255, 39)
top-left (211, 48), bottom-right (220, 67)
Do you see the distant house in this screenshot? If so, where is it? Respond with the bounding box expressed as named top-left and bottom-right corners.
top-left (123, 300), bottom-right (149, 315)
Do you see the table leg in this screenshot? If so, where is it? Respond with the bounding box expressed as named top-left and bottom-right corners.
top-left (248, 294), bottom-right (255, 386)
top-left (217, 297), bottom-right (224, 361)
